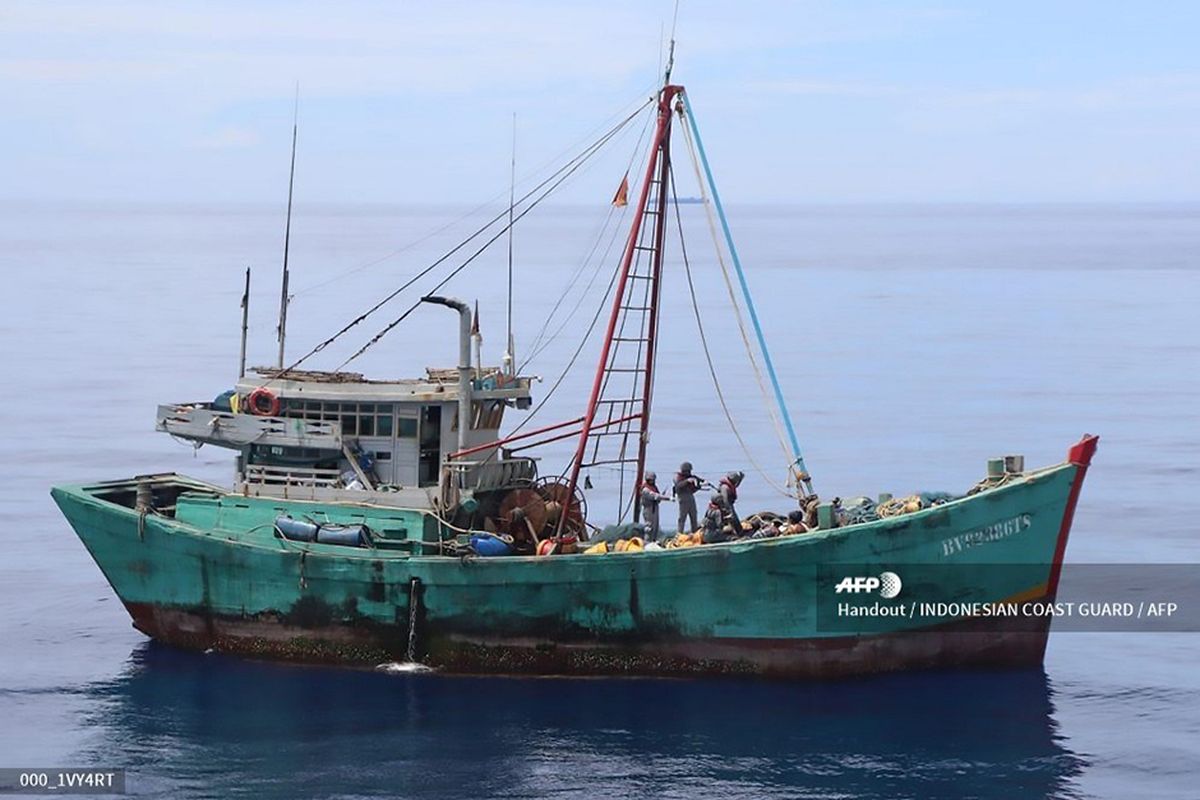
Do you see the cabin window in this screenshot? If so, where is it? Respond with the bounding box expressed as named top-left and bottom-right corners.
top-left (280, 400), bottom-right (402, 438)
top-left (397, 418), bottom-right (418, 438)
top-left (324, 402), bottom-right (396, 437)
top-left (248, 443), bottom-right (338, 468)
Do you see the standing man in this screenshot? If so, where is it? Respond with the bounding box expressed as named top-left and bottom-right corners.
top-left (673, 461), bottom-right (703, 533)
top-left (639, 471), bottom-right (672, 542)
top-left (719, 470), bottom-right (745, 534)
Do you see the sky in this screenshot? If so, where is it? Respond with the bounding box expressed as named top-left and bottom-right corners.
top-left (1, 0), bottom-right (1198, 204)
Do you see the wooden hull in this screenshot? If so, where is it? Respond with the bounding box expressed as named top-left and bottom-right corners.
top-left (118, 599), bottom-right (1054, 678)
top-left (51, 437), bottom-right (1097, 679)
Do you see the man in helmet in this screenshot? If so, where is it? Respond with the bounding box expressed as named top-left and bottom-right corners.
top-left (639, 470), bottom-right (672, 542)
top-left (702, 491), bottom-right (732, 544)
top-left (673, 461), bottom-right (703, 533)
top-left (719, 470), bottom-right (745, 533)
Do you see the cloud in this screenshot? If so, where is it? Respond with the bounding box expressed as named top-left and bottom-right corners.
top-left (1, 1), bottom-right (1196, 202)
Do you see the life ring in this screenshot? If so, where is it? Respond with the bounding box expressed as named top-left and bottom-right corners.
top-left (247, 387), bottom-right (280, 416)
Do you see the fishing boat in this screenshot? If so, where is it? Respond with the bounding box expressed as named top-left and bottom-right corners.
top-left (51, 72), bottom-right (1098, 678)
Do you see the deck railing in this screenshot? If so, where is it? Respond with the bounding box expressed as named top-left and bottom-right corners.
top-left (443, 457), bottom-right (537, 492)
top-left (243, 464), bottom-right (342, 488)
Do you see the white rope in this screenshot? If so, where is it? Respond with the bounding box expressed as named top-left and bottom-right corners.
top-left (669, 164), bottom-right (794, 499)
top-left (678, 119), bottom-right (795, 473)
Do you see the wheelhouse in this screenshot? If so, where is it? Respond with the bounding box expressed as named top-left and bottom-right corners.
top-left (156, 366), bottom-right (534, 508)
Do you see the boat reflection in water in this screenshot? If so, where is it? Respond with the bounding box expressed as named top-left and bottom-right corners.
top-left (76, 644), bottom-right (1087, 799)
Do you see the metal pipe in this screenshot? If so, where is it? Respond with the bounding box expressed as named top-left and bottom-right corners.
top-left (506, 412), bottom-right (644, 455)
top-left (447, 415), bottom-right (586, 461)
top-left (421, 295), bottom-right (472, 452)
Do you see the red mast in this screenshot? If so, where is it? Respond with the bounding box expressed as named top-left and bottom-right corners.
top-left (561, 84), bottom-right (683, 530)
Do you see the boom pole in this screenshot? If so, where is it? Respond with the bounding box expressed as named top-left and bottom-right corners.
top-left (680, 91), bottom-right (814, 496)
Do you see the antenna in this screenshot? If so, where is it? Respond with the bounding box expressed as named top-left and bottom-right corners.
top-left (276, 84), bottom-right (299, 369)
top-left (504, 112), bottom-right (517, 375)
top-left (664, 0), bottom-right (680, 84)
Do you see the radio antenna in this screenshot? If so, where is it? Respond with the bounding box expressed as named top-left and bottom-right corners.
top-left (276, 83), bottom-right (299, 369)
top-left (504, 112), bottom-right (517, 375)
top-left (664, 0), bottom-right (680, 84)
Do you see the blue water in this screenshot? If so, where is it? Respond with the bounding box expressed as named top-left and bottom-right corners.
top-left (1, 201), bottom-right (1198, 798)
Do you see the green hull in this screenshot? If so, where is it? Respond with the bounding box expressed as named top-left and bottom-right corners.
top-left (51, 438), bottom-right (1096, 678)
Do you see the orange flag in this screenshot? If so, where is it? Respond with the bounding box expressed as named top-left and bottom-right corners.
top-left (611, 173), bottom-right (629, 207)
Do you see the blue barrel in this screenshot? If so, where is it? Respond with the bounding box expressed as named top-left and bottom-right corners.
top-left (316, 524), bottom-right (368, 547)
top-left (275, 516), bottom-right (318, 542)
top-left (470, 535), bottom-right (512, 557)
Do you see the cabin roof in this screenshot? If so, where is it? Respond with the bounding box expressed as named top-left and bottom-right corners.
top-left (238, 366), bottom-right (532, 403)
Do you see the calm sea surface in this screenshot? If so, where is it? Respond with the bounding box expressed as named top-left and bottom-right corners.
top-left (1, 201), bottom-right (1197, 799)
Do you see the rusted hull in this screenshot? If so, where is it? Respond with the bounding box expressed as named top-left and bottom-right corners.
top-left (123, 596), bottom-right (1053, 679)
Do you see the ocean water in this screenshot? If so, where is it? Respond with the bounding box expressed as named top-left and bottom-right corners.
top-left (1, 200), bottom-right (1198, 799)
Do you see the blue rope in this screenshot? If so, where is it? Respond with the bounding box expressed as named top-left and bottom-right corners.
top-left (680, 92), bottom-right (812, 491)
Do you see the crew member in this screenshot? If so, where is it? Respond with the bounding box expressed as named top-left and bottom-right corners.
top-left (673, 461), bottom-right (703, 533)
top-left (719, 470), bottom-right (745, 533)
top-left (702, 492), bottom-right (730, 544)
top-left (639, 471), bottom-right (672, 541)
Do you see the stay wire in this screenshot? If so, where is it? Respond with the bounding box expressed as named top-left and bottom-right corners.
top-left (467, 249), bottom-right (626, 475)
top-left (291, 87), bottom-right (659, 297)
top-left (677, 112), bottom-right (794, 471)
top-left (521, 105), bottom-right (657, 368)
top-left (257, 97), bottom-right (654, 387)
top-left (335, 110), bottom-right (637, 369)
top-left (668, 161), bottom-right (794, 498)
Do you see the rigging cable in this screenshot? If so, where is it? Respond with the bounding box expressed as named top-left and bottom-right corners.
top-left (335, 106), bottom-right (643, 369)
top-left (677, 111), bottom-right (795, 475)
top-left (464, 249), bottom-right (627, 480)
top-left (668, 161), bottom-right (794, 498)
top-left (290, 87), bottom-right (659, 298)
top-left (520, 105), bottom-right (656, 369)
top-left (257, 97), bottom-right (654, 386)
top-left (681, 93), bottom-right (814, 495)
